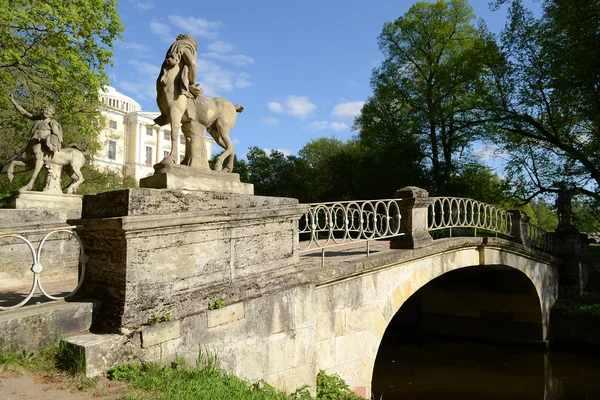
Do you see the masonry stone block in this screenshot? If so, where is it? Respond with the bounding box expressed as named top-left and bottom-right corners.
top-left (207, 302), bottom-right (245, 328)
top-left (141, 321), bottom-right (180, 348)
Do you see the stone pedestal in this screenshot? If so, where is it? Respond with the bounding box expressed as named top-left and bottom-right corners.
top-left (554, 229), bottom-right (592, 296)
top-left (139, 164), bottom-right (253, 195)
top-left (6, 191), bottom-right (82, 211)
top-left (390, 186), bottom-right (434, 249)
top-left (75, 188), bottom-right (307, 332)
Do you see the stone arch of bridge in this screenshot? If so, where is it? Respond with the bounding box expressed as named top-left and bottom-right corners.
top-left (314, 245), bottom-right (558, 397)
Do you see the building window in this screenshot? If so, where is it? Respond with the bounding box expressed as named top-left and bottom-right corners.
top-left (146, 127), bottom-right (153, 136)
top-left (164, 150), bottom-right (169, 159)
top-left (109, 120), bottom-right (117, 129)
top-left (107, 140), bottom-right (116, 160)
top-left (180, 136), bottom-right (185, 145)
top-left (164, 132), bottom-right (169, 140)
top-left (145, 146), bottom-right (153, 165)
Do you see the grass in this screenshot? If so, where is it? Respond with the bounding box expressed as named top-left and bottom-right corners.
top-left (107, 356), bottom-right (363, 400)
top-left (554, 291), bottom-right (600, 317)
top-left (0, 344), bottom-right (364, 399)
top-left (590, 243), bottom-right (600, 258)
top-left (0, 341), bottom-right (98, 391)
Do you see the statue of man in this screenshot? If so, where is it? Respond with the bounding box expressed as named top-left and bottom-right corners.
top-left (8, 94), bottom-right (63, 190)
top-left (556, 183), bottom-right (573, 228)
top-left (158, 33), bottom-right (203, 98)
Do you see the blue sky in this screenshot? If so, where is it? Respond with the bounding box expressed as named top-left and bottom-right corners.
top-left (109, 0), bottom-right (536, 159)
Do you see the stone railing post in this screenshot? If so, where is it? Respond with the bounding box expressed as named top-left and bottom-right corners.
top-left (390, 186), bottom-right (433, 249)
top-left (508, 209), bottom-right (531, 247)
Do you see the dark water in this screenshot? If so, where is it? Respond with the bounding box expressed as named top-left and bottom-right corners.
top-left (372, 339), bottom-right (600, 400)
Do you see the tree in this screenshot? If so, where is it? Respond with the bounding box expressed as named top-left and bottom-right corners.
top-left (364, 0), bottom-right (495, 194)
top-left (0, 0), bottom-right (123, 166)
top-left (486, 0), bottom-right (600, 202)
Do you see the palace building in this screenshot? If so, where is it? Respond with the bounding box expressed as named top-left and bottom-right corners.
top-left (95, 86), bottom-right (213, 180)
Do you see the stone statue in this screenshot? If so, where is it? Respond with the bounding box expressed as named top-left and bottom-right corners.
top-left (6, 95), bottom-right (86, 194)
top-left (556, 183), bottom-right (573, 229)
top-left (155, 33), bottom-right (203, 165)
top-left (154, 33), bottom-right (242, 172)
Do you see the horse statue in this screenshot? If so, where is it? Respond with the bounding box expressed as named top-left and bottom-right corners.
top-left (154, 33), bottom-right (243, 173)
top-left (182, 96), bottom-right (244, 172)
top-left (6, 145), bottom-right (86, 194)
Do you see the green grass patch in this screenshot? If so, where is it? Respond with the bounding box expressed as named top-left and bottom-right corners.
top-left (590, 243), bottom-right (600, 257)
top-left (0, 344), bottom-right (61, 373)
top-left (107, 359), bottom-right (364, 400)
top-left (554, 291), bottom-right (600, 317)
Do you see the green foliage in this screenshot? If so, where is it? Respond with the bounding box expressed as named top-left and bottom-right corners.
top-left (208, 299), bottom-right (227, 310)
top-left (485, 0), bottom-right (600, 202)
top-left (147, 313), bottom-right (172, 326)
top-left (316, 370), bottom-right (362, 400)
top-left (590, 244), bottom-right (600, 258)
top-left (0, 0), bottom-right (124, 164)
top-left (0, 346), bottom-right (57, 373)
top-left (107, 359), bottom-right (303, 400)
top-left (554, 292), bottom-right (600, 317)
top-left (359, 0), bottom-right (496, 195)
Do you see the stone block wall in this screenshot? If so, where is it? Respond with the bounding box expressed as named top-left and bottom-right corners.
top-left (0, 209), bottom-right (80, 290)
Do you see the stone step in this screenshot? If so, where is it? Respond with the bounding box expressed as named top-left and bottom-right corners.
top-left (63, 332), bottom-right (128, 377)
top-left (0, 300), bottom-right (95, 351)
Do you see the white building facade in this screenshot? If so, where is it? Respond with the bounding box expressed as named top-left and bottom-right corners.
top-left (95, 86), bottom-right (213, 180)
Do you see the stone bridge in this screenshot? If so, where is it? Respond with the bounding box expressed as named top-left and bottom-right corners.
top-left (0, 186), bottom-right (591, 397)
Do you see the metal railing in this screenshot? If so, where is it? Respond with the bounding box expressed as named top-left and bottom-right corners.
top-left (527, 223), bottom-right (554, 253)
top-left (0, 226), bottom-right (87, 310)
top-left (298, 199), bottom-right (403, 262)
top-left (428, 197), bottom-right (513, 237)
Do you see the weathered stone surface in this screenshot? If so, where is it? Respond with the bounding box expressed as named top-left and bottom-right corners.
top-left (0, 301), bottom-right (94, 351)
top-left (140, 164), bottom-right (253, 195)
top-left (309, 238), bottom-right (559, 395)
top-left (64, 333), bottom-right (133, 378)
top-left (75, 188), bottom-right (307, 332)
top-left (390, 186), bottom-right (433, 249)
top-left (0, 209), bottom-right (81, 288)
top-left (6, 191), bottom-right (82, 211)
top-left (141, 321), bottom-right (180, 348)
top-left (81, 188), bottom-right (295, 219)
top-left (207, 303), bottom-right (245, 328)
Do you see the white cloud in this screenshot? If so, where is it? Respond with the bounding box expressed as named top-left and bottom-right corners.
top-left (131, 0), bottom-right (154, 10)
top-left (235, 72), bottom-right (252, 88)
top-left (269, 96), bottom-right (316, 120)
top-left (307, 121), bottom-right (329, 132)
top-left (332, 101), bottom-right (365, 119)
top-left (203, 52), bottom-right (255, 66)
top-left (306, 121), bottom-right (349, 132)
top-left (268, 102), bottom-right (284, 113)
top-left (196, 59), bottom-right (252, 96)
top-left (117, 41), bottom-right (151, 53)
top-left (208, 40), bottom-right (234, 53)
top-left (330, 122), bottom-right (349, 131)
top-left (150, 19), bottom-right (172, 41)
top-left (167, 16), bottom-right (222, 40)
top-left (260, 116), bottom-right (279, 126)
top-left (127, 60), bottom-right (158, 75)
top-left (264, 148), bottom-right (293, 156)
top-left (117, 81), bottom-right (156, 101)
top-left (232, 138), bottom-right (241, 145)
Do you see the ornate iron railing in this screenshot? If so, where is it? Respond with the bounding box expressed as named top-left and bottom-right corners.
top-left (0, 226), bottom-right (87, 310)
top-left (299, 199), bottom-right (403, 254)
top-left (527, 223), bottom-right (554, 253)
top-left (428, 197), bottom-right (513, 237)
